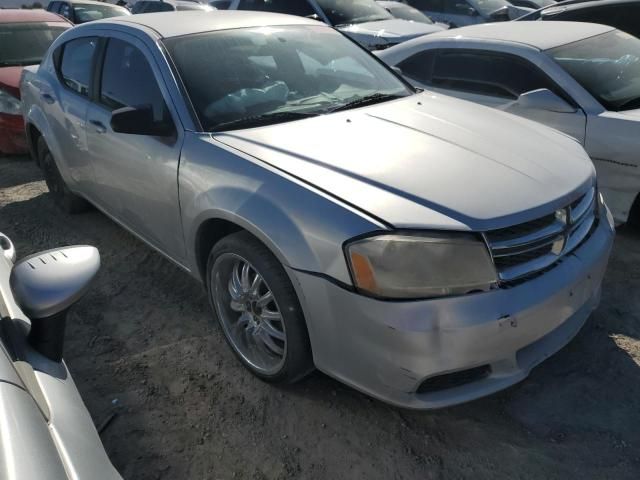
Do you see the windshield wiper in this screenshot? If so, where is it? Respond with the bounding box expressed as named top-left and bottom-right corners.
top-left (327, 93), bottom-right (404, 113)
top-left (211, 111), bottom-right (318, 132)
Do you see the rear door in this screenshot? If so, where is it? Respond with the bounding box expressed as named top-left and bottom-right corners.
top-left (84, 33), bottom-right (186, 262)
top-left (48, 36), bottom-right (99, 189)
top-left (398, 48), bottom-right (587, 142)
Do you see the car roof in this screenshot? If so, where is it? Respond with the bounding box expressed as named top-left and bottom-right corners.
top-left (421, 21), bottom-right (614, 50)
top-left (94, 10), bottom-right (320, 38)
top-left (0, 8), bottom-right (70, 24)
top-left (544, 0), bottom-right (639, 10)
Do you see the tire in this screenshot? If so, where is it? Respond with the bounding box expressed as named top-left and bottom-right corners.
top-left (206, 231), bottom-right (314, 384)
top-left (40, 141), bottom-right (90, 214)
top-left (36, 136), bottom-right (48, 169)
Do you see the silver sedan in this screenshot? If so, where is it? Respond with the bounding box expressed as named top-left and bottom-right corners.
top-left (21, 11), bottom-right (614, 408)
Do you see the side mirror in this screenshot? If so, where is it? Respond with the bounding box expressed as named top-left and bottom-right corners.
top-left (305, 13), bottom-right (320, 20)
top-left (391, 66), bottom-right (403, 76)
top-left (515, 88), bottom-right (576, 113)
top-left (110, 105), bottom-right (174, 136)
top-left (10, 246), bottom-right (100, 362)
top-left (0, 233), bottom-right (16, 264)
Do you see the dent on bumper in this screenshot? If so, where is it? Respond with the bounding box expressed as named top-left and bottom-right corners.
top-left (290, 219), bottom-right (614, 409)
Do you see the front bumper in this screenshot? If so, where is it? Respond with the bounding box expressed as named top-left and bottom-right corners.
top-left (0, 113), bottom-right (27, 155)
top-left (289, 216), bottom-right (614, 409)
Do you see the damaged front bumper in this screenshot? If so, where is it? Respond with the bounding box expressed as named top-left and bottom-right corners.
top-left (290, 212), bottom-right (615, 409)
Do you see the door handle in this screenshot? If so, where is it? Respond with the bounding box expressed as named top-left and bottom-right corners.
top-left (41, 93), bottom-right (55, 104)
top-left (89, 119), bottom-right (107, 134)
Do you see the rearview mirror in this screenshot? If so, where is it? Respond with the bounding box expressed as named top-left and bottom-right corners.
top-left (516, 89), bottom-right (576, 113)
top-left (10, 246), bottom-right (100, 362)
top-left (111, 105), bottom-right (175, 136)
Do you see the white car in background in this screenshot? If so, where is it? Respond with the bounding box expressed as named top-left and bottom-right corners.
top-left (227, 0), bottom-right (446, 49)
top-left (378, 22), bottom-right (640, 226)
top-left (376, 0), bottom-right (449, 29)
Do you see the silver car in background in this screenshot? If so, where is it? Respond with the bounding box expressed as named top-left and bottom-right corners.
top-left (0, 233), bottom-right (120, 479)
top-left (21, 11), bottom-right (614, 408)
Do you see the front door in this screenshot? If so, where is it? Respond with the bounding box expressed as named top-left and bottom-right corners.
top-left (85, 34), bottom-right (186, 262)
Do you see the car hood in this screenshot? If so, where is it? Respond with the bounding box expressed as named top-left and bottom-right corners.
top-left (0, 67), bottom-right (23, 98)
top-left (338, 18), bottom-right (443, 46)
top-left (214, 92), bottom-right (594, 231)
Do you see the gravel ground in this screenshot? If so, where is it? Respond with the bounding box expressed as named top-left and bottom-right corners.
top-left (1, 154), bottom-right (640, 480)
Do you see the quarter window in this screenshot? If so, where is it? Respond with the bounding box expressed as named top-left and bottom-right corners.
top-left (59, 37), bottom-right (97, 97)
top-left (99, 38), bottom-right (168, 122)
top-left (59, 3), bottom-right (72, 19)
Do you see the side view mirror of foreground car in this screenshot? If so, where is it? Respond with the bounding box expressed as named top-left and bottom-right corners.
top-left (110, 105), bottom-right (175, 136)
top-left (0, 233), bottom-right (16, 263)
top-left (516, 88), bottom-right (577, 114)
top-left (9, 246), bottom-right (100, 362)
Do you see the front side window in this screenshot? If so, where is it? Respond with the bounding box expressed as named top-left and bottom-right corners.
top-left (99, 38), bottom-right (168, 122)
top-left (164, 25), bottom-right (412, 131)
top-left (403, 49), bottom-right (562, 100)
top-left (238, 0), bottom-right (315, 16)
top-left (0, 22), bottom-right (69, 67)
top-left (59, 37), bottom-right (97, 96)
top-left (315, 0), bottom-right (392, 26)
top-left (73, 2), bottom-right (131, 23)
top-left (548, 30), bottom-right (640, 111)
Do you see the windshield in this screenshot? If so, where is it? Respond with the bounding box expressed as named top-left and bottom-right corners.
top-left (164, 25), bottom-right (412, 132)
top-left (316, 0), bottom-right (393, 26)
top-left (387, 4), bottom-right (434, 24)
top-left (549, 30), bottom-right (640, 111)
top-left (468, 0), bottom-right (509, 16)
top-left (73, 3), bottom-right (130, 23)
top-left (0, 23), bottom-right (68, 67)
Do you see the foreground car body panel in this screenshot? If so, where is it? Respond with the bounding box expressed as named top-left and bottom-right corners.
top-left (377, 22), bottom-right (640, 224)
top-left (0, 241), bottom-right (121, 479)
top-left (21, 12), bottom-right (613, 408)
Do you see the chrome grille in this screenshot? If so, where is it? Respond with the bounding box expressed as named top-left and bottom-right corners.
top-left (484, 187), bottom-right (597, 283)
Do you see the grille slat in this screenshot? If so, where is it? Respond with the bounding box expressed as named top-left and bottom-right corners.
top-left (485, 187), bottom-right (597, 283)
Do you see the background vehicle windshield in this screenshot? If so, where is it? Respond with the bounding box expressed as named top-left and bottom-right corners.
top-left (164, 25), bottom-right (412, 132)
top-left (0, 23), bottom-right (68, 67)
top-left (387, 4), bottom-right (434, 23)
top-left (468, 0), bottom-right (509, 16)
top-left (73, 3), bottom-right (130, 23)
top-left (316, 0), bottom-right (393, 25)
top-left (549, 30), bottom-right (640, 111)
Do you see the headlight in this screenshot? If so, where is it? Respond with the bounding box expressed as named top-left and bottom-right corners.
top-left (345, 232), bottom-right (498, 299)
top-left (0, 89), bottom-right (22, 115)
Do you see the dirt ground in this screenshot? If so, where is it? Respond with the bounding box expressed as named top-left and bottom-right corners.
top-left (1, 154), bottom-right (639, 480)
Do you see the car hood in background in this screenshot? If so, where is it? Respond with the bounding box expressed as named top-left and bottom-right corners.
top-left (338, 18), bottom-right (444, 48)
top-left (215, 92), bottom-right (594, 231)
top-left (0, 67), bottom-right (24, 98)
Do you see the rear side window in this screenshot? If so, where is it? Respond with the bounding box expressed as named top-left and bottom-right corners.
top-left (237, 0), bottom-right (315, 16)
top-left (59, 37), bottom-right (97, 97)
top-left (99, 38), bottom-right (168, 122)
top-left (47, 2), bottom-right (60, 13)
top-left (59, 2), bottom-right (72, 19)
top-left (402, 49), bottom-right (564, 100)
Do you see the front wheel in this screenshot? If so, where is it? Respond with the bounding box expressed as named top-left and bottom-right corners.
top-left (206, 231), bottom-right (314, 383)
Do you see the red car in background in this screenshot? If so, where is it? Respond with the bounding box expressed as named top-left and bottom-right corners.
top-left (0, 10), bottom-right (71, 155)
